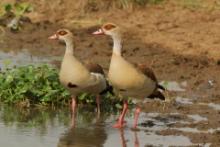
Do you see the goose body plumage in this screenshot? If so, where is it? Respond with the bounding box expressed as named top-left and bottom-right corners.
top-left (49, 29), bottom-right (108, 127)
top-left (108, 54), bottom-right (156, 98)
top-left (93, 23), bottom-right (165, 129)
top-left (60, 54), bottom-right (106, 95)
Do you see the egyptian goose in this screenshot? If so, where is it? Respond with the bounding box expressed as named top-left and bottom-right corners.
top-left (93, 23), bottom-right (165, 128)
top-left (49, 29), bottom-right (110, 126)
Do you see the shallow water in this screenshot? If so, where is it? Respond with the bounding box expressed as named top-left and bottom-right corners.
top-left (0, 104), bottom-right (213, 147)
top-left (175, 97), bottom-right (194, 105)
top-left (159, 81), bottom-right (186, 92)
top-left (0, 50), bottom-right (61, 70)
top-left (0, 103), bottom-right (215, 146)
top-left (199, 102), bottom-right (220, 111)
top-left (207, 103), bottom-right (220, 111)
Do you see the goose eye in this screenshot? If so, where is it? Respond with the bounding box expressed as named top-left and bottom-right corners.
top-left (58, 30), bottom-right (68, 36)
top-left (104, 24), bottom-right (116, 30)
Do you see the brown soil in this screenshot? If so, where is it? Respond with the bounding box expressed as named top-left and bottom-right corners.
top-left (1, 0), bottom-right (220, 146)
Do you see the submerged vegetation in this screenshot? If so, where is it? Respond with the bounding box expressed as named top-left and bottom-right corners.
top-left (0, 64), bottom-right (130, 110)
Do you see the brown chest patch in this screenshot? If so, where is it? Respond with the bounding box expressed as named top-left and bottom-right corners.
top-left (119, 89), bottom-right (126, 92)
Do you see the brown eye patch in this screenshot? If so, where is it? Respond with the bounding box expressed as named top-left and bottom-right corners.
top-left (57, 30), bottom-right (68, 36)
top-left (103, 24), bottom-right (116, 30)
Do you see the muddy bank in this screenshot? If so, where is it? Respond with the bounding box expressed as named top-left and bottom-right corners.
top-left (0, 0), bottom-right (220, 145)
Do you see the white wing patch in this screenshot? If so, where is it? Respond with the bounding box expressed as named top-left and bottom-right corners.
top-left (88, 72), bottom-right (107, 88)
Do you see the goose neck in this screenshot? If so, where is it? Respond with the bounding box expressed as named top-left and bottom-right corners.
top-left (65, 38), bottom-right (74, 55)
top-left (112, 34), bottom-right (122, 56)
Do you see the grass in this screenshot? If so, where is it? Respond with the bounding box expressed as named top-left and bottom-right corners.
top-left (177, 0), bottom-right (220, 11)
top-left (117, 0), bottom-right (220, 11)
top-left (80, 0), bottom-right (164, 12)
top-left (180, 0), bottom-right (203, 9)
top-left (118, 0), bottom-right (164, 7)
top-left (0, 64), bottom-right (132, 110)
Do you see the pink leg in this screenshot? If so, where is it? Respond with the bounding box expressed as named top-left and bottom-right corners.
top-left (133, 107), bottom-right (141, 129)
top-left (96, 95), bottom-right (101, 115)
top-left (113, 100), bottom-right (128, 128)
top-left (71, 96), bottom-right (77, 128)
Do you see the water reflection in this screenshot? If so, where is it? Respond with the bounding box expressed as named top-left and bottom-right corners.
top-left (0, 105), bottom-right (69, 147)
top-left (0, 105), bottom-right (200, 147)
top-left (119, 129), bottom-right (140, 147)
top-left (58, 124), bottom-right (107, 147)
top-left (58, 109), bottom-right (109, 147)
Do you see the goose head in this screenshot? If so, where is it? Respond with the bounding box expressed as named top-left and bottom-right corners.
top-left (93, 23), bottom-right (122, 56)
top-left (49, 29), bottom-right (73, 42)
top-left (93, 23), bottom-right (120, 37)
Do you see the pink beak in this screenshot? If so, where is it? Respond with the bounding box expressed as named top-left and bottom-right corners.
top-left (92, 28), bottom-right (104, 35)
top-left (48, 33), bottom-right (58, 40)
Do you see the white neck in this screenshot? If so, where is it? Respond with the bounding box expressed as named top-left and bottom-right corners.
top-left (112, 34), bottom-right (122, 56)
top-left (64, 38), bottom-right (74, 55)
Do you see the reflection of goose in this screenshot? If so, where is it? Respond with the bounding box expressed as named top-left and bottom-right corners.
top-left (49, 29), bottom-right (111, 127)
top-left (134, 131), bottom-right (139, 147)
top-left (119, 129), bottom-right (139, 147)
top-left (57, 113), bottom-right (107, 147)
top-left (119, 129), bottom-right (127, 147)
top-left (93, 23), bottom-right (165, 128)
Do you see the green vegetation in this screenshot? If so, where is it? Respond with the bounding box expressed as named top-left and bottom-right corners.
top-left (0, 2), bottom-right (32, 30)
top-left (0, 2), bottom-right (32, 18)
top-left (0, 64), bottom-right (131, 110)
top-left (0, 65), bottom-right (69, 105)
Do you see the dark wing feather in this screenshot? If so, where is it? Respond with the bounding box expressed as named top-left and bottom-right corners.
top-left (148, 90), bottom-right (165, 100)
top-left (85, 62), bottom-right (104, 75)
top-left (137, 64), bottom-right (157, 82)
top-left (137, 64), bottom-right (165, 90)
top-left (137, 64), bottom-right (165, 100)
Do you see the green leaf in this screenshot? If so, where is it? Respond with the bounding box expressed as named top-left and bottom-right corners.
top-left (115, 103), bottom-right (122, 109)
top-left (4, 4), bottom-right (12, 12)
top-left (5, 75), bottom-right (13, 83)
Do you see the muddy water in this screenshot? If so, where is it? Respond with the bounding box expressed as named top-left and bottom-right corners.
top-left (0, 104), bottom-right (213, 147)
top-left (0, 50), bottom-right (61, 70)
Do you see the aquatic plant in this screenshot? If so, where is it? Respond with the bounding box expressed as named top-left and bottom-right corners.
top-left (0, 65), bottom-right (69, 105)
top-left (0, 64), bottom-right (130, 110)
